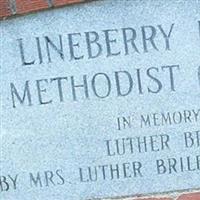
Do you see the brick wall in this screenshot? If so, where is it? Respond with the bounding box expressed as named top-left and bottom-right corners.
top-left (0, 0), bottom-right (86, 18)
top-left (130, 191), bottom-right (200, 200)
top-left (0, 0), bottom-right (199, 199)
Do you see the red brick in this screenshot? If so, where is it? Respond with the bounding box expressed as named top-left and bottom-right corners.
top-left (0, 0), bottom-right (12, 18)
top-left (0, 0), bottom-right (86, 18)
top-left (52, 0), bottom-right (84, 7)
top-left (15, 0), bottom-right (49, 14)
top-left (177, 192), bottom-right (200, 200)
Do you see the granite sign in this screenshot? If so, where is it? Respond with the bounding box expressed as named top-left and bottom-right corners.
top-left (0, 0), bottom-right (200, 199)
